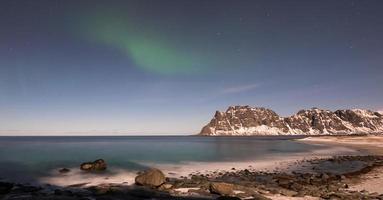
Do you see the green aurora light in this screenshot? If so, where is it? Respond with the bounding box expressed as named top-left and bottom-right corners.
top-left (79, 15), bottom-right (203, 75)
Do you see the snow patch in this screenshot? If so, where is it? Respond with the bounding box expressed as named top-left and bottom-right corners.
top-left (201, 106), bottom-right (383, 136)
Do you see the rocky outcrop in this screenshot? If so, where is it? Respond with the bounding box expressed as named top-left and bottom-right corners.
top-left (135, 168), bottom-right (166, 187)
top-left (80, 159), bottom-right (107, 171)
top-left (200, 106), bottom-right (383, 135)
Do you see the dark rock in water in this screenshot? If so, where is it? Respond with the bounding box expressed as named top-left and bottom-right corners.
top-left (80, 159), bottom-right (107, 171)
top-left (135, 168), bottom-right (166, 187)
top-left (209, 182), bottom-right (234, 196)
top-left (59, 168), bottom-right (70, 173)
top-left (80, 163), bottom-right (93, 171)
top-left (0, 182), bottom-right (14, 194)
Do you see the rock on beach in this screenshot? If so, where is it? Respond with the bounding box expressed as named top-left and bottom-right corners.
top-left (135, 168), bottom-right (166, 187)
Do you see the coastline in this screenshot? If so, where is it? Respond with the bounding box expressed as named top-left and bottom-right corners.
top-left (1, 135), bottom-right (383, 200)
top-left (39, 144), bottom-right (357, 188)
top-left (297, 135), bottom-right (383, 154)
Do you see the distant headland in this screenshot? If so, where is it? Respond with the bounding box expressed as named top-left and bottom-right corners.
top-left (200, 106), bottom-right (383, 136)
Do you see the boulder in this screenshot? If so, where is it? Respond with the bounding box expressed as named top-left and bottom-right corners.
top-left (135, 168), bottom-right (166, 187)
top-left (210, 182), bottom-right (234, 196)
top-left (80, 159), bottom-right (107, 171)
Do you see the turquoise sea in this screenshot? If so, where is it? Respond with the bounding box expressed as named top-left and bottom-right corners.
top-left (0, 136), bottom-right (354, 184)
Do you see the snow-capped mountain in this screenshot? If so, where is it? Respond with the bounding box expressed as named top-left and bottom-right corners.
top-left (199, 106), bottom-right (383, 136)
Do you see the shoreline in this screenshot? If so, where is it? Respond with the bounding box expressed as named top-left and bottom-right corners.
top-left (2, 155), bottom-right (383, 200)
top-left (1, 135), bottom-right (383, 200)
top-left (39, 144), bottom-right (358, 188)
top-left (297, 135), bottom-right (383, 154)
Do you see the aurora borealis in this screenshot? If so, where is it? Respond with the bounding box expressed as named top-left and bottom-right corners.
top-left (81, 14), bottom-right (200, 75)
top-left (0, 0), bottom-right (383, 135)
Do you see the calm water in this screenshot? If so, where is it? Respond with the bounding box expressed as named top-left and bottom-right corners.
top-left (0, 136), bottom-right (324, 183)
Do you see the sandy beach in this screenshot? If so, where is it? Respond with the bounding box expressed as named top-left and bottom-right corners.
top-left (298, 135), bottom-right (383, 154)
top-left (297, 135), bottom-right (383, 195)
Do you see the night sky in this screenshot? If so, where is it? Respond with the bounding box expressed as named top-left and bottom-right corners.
top-left (0, 0), bottom-right (382, 135)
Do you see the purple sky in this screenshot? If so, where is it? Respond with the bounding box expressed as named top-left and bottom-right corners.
top-left (0, 0), bottom-right (382, 135)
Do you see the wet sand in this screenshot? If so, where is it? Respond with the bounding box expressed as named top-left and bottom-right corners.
top-left (298, 135), bottom-right (383, 154)
top-left (298, 135), bottom-right (383, 195)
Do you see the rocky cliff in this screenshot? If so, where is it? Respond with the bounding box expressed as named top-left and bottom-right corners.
top-left (199, 106), bottom-right (383, 135)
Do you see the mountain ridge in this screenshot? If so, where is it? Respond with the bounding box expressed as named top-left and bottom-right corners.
top-left (199, 106), bottom-right (383, 136)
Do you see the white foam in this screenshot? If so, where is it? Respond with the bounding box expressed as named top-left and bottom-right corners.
top-left (38, 145), bottom-right (357, 187)
top-left (39, 167), bottom-right (137, 187)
